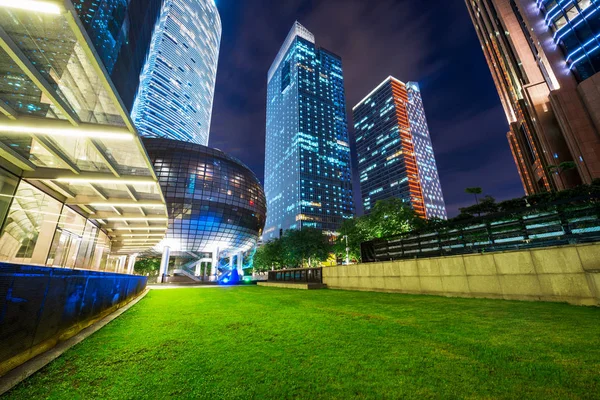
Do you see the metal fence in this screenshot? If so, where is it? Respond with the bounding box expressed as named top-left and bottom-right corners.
top-left (0, 264), bottom-right (147, 369)
top-left (362, 202), bottom-right (600, 262)
top-left (268, 267), bottom-right (323, 284)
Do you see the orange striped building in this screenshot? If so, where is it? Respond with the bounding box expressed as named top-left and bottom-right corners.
top-left (353, 77), bottom-right (447, 220)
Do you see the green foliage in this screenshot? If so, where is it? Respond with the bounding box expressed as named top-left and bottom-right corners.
top-left (334, 199), bottom-right (423, 261)
top-left (7, 288), bottom-right (600, 399)
top-left (366, 198), bottom-right (424, 238)
top-left (458, 195), bottom-right (498, 217)
top-left (254, 228), bottom-right (331, 271)
top-left (253, 239), bottom-right (285, 272)
top-left (547, 161), bottom-right (577, 175)
top-left (282, 228), bottom-right (331, 268)
top-left (133, 258), bottom-right (160, 276)
top-left (333, 217), bottom-right (369, 263)
top-left (465, 187), bottom-right (483, 195)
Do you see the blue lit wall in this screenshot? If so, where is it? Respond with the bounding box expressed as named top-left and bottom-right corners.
top-left (354, 78), bottom-right (447, 220)
top-left (264, 23), bottom-right (354, 239)
top-left (537, 0), bottom-right (600, 81)
top-left (131, 0), bottom-right (221, 145)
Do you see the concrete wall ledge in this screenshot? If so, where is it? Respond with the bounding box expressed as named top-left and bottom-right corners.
top-left (324, 242), bottom-right (600, 306)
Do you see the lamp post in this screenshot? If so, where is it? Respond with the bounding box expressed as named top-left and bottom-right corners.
top-left (344, 235), bottom-right (350, 265)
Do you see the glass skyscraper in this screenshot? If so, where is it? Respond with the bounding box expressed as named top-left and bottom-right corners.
top-left (353, 77), bottom-right (447, 220)
top-left (131, 0), bottom-right (221, 145)
top-left (263, 22), bottom-right (354, 240)
top-left (74, 0), bottom-right (163, 111)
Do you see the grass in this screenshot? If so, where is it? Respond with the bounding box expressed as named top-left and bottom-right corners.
top-left (6, 287), bottom-right (600, 399)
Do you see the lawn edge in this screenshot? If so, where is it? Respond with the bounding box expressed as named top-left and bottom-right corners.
top-left (0, 288), bottom-right (151, 396)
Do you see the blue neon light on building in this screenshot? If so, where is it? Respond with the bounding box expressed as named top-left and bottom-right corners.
top-left (263, 22), bottom-right (354, 239)
top-left (537, 0), bottom-right (600, 81)
top-left (131, 0), bottom-right (222, 145)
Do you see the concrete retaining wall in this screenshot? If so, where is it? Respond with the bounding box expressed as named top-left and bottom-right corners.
top-left (0, 264), bottom-right (147, 376)
top-left (323, 242), bottom-right (600, 306)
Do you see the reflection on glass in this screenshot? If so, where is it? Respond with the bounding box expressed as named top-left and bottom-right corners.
top-left (0, 169), bottom-right (18, 229)
top-left (0, 181), bottom-right (62, 264)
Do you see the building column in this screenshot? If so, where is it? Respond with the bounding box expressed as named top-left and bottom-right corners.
top-left (126, 253), bottom-right (138, 275)
top-left (118, 256), bottom-right (127, 273)
top-left (236, 252), bottom-right (244, 277)
top-left (195, 261), bottom-right (202, 277)
top-left (210, 248), bottom-right (219, 281)
top-left (158, 246), bottom-right (171, 284)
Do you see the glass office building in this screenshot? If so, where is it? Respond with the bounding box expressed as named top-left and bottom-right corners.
top-left (353, 77), bottom-right (447, 220)
top-left (0, 1), bottom-right (168, 273)
top-left (131, 0), bottom-right (222, 145)
top-left (465, 0), bottom-right (600, 195)
top-left (73, 0), bottom-right (163, 111)
top-left (263, 22), bottom-right (353, 240)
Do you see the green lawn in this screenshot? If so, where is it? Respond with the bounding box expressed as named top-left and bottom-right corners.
top-left (6, 287), bottom-right (600, 399)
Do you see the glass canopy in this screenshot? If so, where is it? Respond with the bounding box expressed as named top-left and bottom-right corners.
top-left (0, 1), bottom-right (168, 255)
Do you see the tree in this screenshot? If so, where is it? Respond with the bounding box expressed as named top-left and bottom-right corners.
top-left (459, 195), bottom-right (498, 217)
top-left (366, 198), bottom-right (424, 239)
top-left (547, 161), bottom-right (578, 190)
top-left (334, 217), bottom-right (369, 263)
top-left (134, 258), bottom-right (161, 276)
top-left (253, 238), bottom-right (286, 272)
top-left (465, 187), bottom-right (483, 207)
top-left (282, 228), bottom-right (331, 268)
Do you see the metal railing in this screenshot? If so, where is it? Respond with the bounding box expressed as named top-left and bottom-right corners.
top-left (362, 202), bottom-right (600, 262)
top-left (268, 267), bottom-right (323, 284)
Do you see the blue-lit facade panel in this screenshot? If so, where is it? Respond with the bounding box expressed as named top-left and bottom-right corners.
top-left (264, 23), bottom-right (354, 240)
top-left (538, 0), bottom-right (600, 80)
top-left (131, 0), bottom-right (221, 145)
top-left (354, 78), bottom-right (447, 220)
top-left (73, 0), bottom-right (128, 74)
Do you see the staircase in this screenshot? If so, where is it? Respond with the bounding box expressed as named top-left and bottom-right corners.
top-left (173, 259), bottom-right (203, 283)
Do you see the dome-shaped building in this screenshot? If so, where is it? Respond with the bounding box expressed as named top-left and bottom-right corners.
top-left (143, 138), bottom-right (266, 281)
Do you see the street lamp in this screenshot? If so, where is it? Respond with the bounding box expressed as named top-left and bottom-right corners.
top-left (344, 235), bottom-right (350, 265)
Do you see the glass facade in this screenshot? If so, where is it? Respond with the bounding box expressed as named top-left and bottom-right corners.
top-left (73, 0), bottom-right (163, 111)
top-left (353, 77), bottom-right (447, 220)
top-left (131, 0), bottom-right (222, 145)
top-left (264, 22), bottom-right (353, 240)
top-left (0, 175), bottom-right (113, 271)
top-left (538, 0), bottom-right (600, 81)
top-left (143, 138), bottom-right (266, 257)
top-left (0, 2), bottom-right (170, 272)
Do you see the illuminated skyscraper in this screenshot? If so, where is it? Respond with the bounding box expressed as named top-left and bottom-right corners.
top-left (73, 0), bottom-right (163, 111)
top-left (131, 0), bottom-right (221, 145)
top-left (263, 22), bottom-right (354, 240)
top-left (465, 0), bottom-right (600, 195)
top-left (353, 77), bottom-right (447, 220)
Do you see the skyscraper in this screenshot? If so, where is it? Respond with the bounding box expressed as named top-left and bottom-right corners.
top-left (353, 77), bottom-right (447, 220)
top-left (74, 0), bottom-right (163, 111)
top-left (263, 22), bottom-right (354, 240)
top-left (131, 0), bottom-right (221, 145)
top-left (465, 0), bottom-right (600, 195)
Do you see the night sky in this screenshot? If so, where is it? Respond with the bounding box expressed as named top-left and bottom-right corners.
top-left (208, 0), bottom-right (525, 217)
